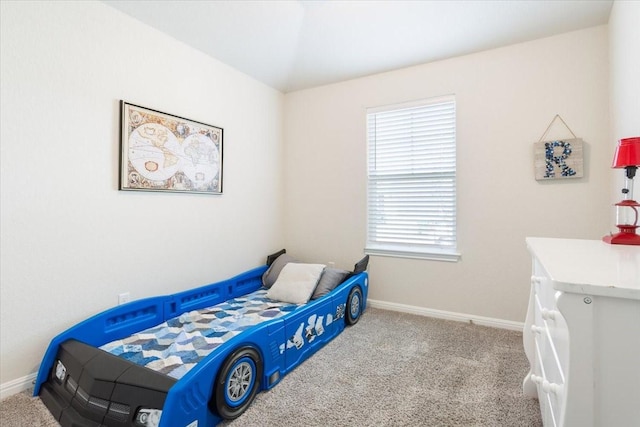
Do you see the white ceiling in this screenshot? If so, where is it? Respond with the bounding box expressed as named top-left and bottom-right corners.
top-left (102, 0), bottom-right (613, 93)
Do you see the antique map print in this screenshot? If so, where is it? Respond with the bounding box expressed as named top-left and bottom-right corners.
top-left (121, 102), bottom-right (223, 193)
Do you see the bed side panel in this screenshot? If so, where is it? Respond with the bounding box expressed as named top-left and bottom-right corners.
top-left (227, 265), bottom-right (266, 297)
top-left (163, 265), bottom-right (267, 317)
top-left (283, 298), bottom-right (334, 371)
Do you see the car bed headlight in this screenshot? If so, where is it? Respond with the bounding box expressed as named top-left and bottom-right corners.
top-left (135, 408), bottom-right (162, 427)
top-left (54, 360), bottom-right (67, 382)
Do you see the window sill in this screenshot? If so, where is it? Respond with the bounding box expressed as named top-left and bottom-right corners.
top-left (365, 247), bottom-right (461, 262)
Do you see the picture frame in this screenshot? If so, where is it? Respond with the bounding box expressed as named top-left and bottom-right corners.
top-left (120, 101), bottom-right (223, 194)
top-left (534, 138), bottom-right (583, 180)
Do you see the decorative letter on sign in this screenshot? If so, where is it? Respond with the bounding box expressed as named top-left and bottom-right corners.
top-left (534, 138), bottom-right (584, 180)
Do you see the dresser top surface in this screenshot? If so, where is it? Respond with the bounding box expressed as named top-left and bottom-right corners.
top-left (526, 237), bottom-right (640, 299)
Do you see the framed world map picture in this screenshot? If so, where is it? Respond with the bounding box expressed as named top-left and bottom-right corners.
top-left (120, 101), bottom-right (223, 194)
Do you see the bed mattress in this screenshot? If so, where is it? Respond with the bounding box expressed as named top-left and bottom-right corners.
top-left (100, 289), bottom-right (297, 379)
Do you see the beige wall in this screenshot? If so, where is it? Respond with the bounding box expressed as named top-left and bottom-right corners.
top-left (0, 1), bottom-right (285, 386)
top-left (608, 1), bottom-right (640, 208)
top-left (283, 26), bottom-right (611, 323)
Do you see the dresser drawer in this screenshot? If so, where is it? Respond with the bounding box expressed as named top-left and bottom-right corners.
top-left (530, 310), bottom-right (565, 388)
top-left (532, 274), bottom-right (559, 312)
top-left (531, 335), bottom-right (564, 427)
top-left (529, 272), bottom-right (568, 427)
top-left (532, 276), bottom-right (569, 373)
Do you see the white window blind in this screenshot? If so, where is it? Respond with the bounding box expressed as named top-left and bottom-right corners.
top-left (366, 95), bottom-right (459, 261)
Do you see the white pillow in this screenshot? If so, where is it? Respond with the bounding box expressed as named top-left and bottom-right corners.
top-left (266, 263), bottom-right (326, 304)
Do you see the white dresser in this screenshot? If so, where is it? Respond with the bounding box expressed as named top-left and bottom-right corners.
top-left (523, 237), bottom-right (640, 427)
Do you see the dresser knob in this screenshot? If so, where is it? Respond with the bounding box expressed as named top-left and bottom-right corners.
top-left (530, 374), bottom-right (543, 384)
top-left (542, 380), bottom-right (561, 395)
top-left (541, 308), bottom-right (557, 320)
top-left (531, 325), bottom-right (544, 334)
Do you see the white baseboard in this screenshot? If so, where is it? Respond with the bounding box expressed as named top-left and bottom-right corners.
top-left (0, 373), bottom-right (36, 400)
top-left (367, 299), bottom-right (524, 331)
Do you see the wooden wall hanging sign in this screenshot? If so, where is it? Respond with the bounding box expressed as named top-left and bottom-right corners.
top-left (534, 115), bottom-right (584, 180)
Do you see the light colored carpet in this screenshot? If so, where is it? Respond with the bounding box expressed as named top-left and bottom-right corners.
top-left (0, 308), bottom-right (541, 426)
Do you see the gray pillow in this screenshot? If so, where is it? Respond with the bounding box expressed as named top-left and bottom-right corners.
top-left (311, 267), bottom-right (350, 300)
top-left (262, 253), bottom-right (298, 288)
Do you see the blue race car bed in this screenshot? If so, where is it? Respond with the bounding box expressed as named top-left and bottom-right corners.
top-left (34, 251), bottom-right (369, 427)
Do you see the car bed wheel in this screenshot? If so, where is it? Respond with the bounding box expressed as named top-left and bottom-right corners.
top-left (213, 347), bottom-right (262, 420)
top-left (346, 287), bottom-right (362, 325)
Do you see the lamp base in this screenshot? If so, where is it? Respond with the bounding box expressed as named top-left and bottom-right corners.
top-left (602, 231), bottom-right (640, 245)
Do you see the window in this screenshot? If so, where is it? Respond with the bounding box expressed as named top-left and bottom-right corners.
top-left (366, 95), bottom-right (459, 261)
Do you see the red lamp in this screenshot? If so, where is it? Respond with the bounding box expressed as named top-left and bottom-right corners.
top-left (603, 137), bottom-right (640, 245)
